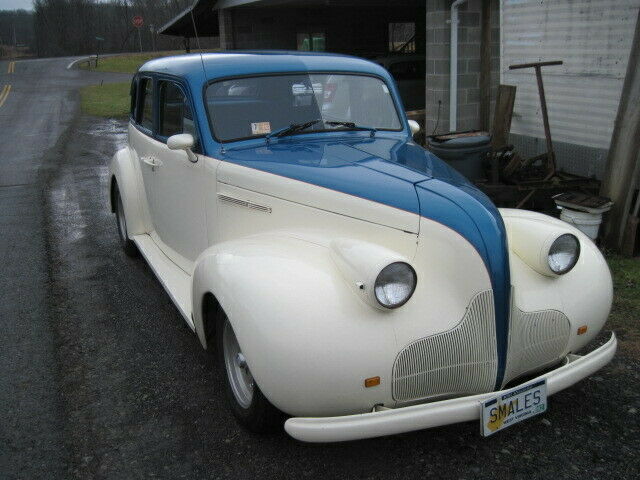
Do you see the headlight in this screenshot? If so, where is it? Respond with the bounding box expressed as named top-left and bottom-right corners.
top-left (548, 234), bottom-right (580, 274)
top-left (374, 262), bottom-right (417, 308)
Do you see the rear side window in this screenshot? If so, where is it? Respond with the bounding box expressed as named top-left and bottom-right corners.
top-left (130, 78), bottom-right (137, 119)
top-left (158, 81), bottom-right (196, 139)
top-left (138, 78), bottom-right (154, 131)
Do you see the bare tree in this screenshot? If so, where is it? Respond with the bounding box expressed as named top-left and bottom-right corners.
top-left (33, 0), bottom-right (196, 57)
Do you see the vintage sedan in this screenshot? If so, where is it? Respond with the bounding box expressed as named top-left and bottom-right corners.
top-left (109, 52), bottom-right (616, 442)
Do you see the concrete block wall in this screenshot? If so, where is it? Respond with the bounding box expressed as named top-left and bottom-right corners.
top-left (425, 0), bottom-right (500, 135)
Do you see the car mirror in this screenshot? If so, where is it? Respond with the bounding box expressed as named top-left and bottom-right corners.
top-left (408, 120), bottom-right (421, 138)
top-left (167, 133), bottom-right (197, 162)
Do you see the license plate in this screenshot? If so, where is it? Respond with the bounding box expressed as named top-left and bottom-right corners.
top-left (480, 379), bottom-right (547, 436)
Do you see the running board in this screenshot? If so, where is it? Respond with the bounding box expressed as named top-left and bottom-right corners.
top-left (132, 234), bottom-right (195, 331)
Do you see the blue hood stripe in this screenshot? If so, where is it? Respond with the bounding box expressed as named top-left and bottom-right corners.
top-left (416, 181), bottom-right (511, 389)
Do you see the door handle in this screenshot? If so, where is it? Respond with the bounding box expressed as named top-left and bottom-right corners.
top-left (141, 156), bottom-right (162, 171)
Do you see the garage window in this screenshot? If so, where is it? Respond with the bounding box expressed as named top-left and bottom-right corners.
top-left (158, 81), bottom-right (197, 140)
top-left (389, 23), bottom-right (415, 53)
top-left (297, 31), bottom-right (326, 52)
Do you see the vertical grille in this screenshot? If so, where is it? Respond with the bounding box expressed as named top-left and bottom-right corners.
top-left (502, 307), bottom-right (571, 385)
top-left (392, 290), bottom-right (498, 402)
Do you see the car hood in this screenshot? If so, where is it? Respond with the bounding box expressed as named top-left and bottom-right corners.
top-left (219, 135), bottom-right (510, 385)
top-left (218, 135), bottom-right (497, 227)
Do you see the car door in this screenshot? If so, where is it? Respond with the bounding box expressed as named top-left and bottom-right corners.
top-left (145, 79), bottom-right (208, 269)
top-left (129, 75), bottom-right (161, 236)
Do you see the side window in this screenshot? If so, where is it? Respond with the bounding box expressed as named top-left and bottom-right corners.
top-left (130, 78), bottom-right (137, 119)
top-left (158, 81), bottom-right (197, 140)
top-left (138, 78), bottom-right (154, 131)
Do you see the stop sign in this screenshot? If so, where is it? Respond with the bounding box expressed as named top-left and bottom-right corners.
top-left (133, 16), bottom-right (144, 28)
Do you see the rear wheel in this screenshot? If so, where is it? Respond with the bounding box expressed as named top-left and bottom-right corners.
top-left (216, 313), bottom-right (283, 433)
top-left (114, 184), bottom-right (138, 257)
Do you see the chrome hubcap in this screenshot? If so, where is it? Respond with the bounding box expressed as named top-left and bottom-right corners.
top-left (223, 319), bottom-right (254, 409)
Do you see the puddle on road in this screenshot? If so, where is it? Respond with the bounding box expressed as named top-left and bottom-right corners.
top-left (48, 118), bottom-right (128, 247)
top-left (82, 118), bottom-right (128, 150)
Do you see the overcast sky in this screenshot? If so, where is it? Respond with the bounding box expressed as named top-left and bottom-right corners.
top-left (0, 0), bottom-right (33, 11)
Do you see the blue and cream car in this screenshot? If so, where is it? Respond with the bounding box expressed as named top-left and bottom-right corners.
top-left (109, 52), bottom-right (616, 442)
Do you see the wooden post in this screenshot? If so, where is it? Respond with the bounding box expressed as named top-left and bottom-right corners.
top-left (491, 85), bottom-right (517, 150)
top-left (479, 0), bottom-right (492, 131)
top-left (601, 9), bottom-right (640, 250)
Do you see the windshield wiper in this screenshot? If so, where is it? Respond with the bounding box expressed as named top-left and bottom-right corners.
top-left (265, 119), bottom-right (321, 143)
top-left (326, 121), bottom-right (377, 137)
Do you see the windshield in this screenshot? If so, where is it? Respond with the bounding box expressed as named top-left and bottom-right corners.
top-left (206, 73), bottom-right (402, 142)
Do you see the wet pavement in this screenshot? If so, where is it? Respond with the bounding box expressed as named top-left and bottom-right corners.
top-left (0, 58), bottom-right (639, 480)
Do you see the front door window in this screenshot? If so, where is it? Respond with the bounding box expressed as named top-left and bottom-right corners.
top-left (158, 81), bottom-right (197, 141)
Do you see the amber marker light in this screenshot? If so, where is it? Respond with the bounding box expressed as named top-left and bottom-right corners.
top-left (577, 325), bottom-right (588, 335)
top-left (364, 376), bottom-right (381, 388)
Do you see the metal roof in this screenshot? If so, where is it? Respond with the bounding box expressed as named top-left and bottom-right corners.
top-left (158, 0), bottom-right (220, 37)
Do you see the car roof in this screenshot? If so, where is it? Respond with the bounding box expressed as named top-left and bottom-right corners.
top-left (138, 51), bottom-right (392, 83)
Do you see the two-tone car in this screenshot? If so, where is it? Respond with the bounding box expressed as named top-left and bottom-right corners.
top-left (109, 51), bottom-right (616, 442)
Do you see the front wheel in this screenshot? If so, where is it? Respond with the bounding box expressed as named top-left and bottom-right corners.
top-left (216, 313), bottom-right (283, 433)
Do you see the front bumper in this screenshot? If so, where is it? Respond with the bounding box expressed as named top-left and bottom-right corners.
top-left (285, 332), bottom-right (617, 443)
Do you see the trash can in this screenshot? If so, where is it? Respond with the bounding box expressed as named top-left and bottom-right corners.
top-left (559, 208), bottom-right (604, 241)
top-left (427, 131), bottom-right (491, 182)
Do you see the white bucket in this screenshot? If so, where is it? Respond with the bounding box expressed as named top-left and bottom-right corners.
top-left (559, 207), bottom-right (603, 240)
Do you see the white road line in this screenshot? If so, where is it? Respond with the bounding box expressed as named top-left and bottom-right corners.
top-left (66, 56), bottom-right (97, 70)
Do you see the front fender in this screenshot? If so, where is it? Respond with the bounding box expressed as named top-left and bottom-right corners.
top-left (109, 146), bottom-right (148, 236)
top-left (501, 208), bottom-right (613, 353)
top-left (191, 233), bottom-right (399, 417)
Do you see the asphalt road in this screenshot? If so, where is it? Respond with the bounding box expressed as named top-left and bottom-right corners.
top-left (0, 57), bottom-right (638, 480)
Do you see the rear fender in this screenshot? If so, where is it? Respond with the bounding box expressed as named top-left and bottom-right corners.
top-left (109, 146), bottom-right (149, 236)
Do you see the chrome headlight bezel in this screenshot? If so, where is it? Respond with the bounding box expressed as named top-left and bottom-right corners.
top-left (547, 233), bottom-right (580, 275)
top-left (374, 262), bottom-right (417, 309)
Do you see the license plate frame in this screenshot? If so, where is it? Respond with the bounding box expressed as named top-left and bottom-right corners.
top-left (480, 379), bottom-right (547, 436)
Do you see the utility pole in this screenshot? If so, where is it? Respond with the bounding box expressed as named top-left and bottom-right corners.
top-left (479, 0), bottom-right (492, 132)
top-left (600, 9), bottom-right (640, 250)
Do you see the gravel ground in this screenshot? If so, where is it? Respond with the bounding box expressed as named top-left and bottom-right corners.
top-left (2, 113), bottom-right (639, 479)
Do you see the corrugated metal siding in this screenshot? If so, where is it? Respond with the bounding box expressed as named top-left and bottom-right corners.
top-left (501, 0), bottom-right (640, 150)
